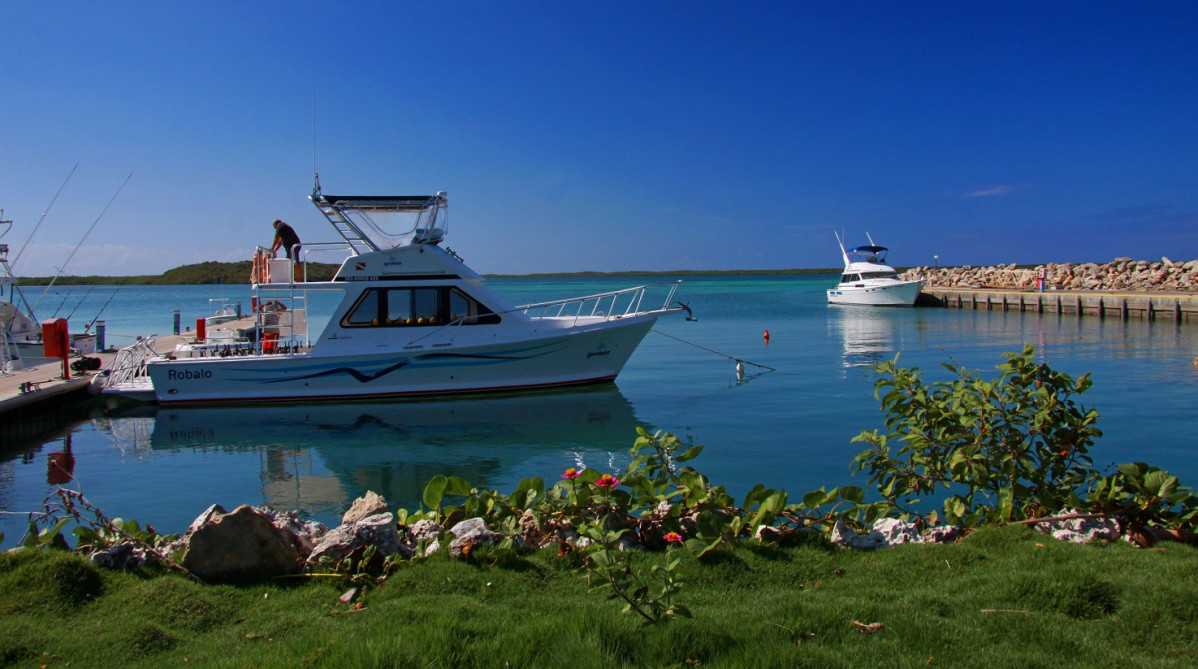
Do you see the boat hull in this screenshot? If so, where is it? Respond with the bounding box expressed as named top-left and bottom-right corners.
top-left (145, 315), bottom-right (658, 405)
top-left (827, 280), bottom-right (922, 307)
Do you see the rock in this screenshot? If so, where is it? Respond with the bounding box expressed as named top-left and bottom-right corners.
top-left (1032, 510), bottom-right (1120, 544)
top-left (830, 519), bottom-right (961, 549)
top-left (873, 518), bottom-right (922, 545)
top-left (179, 504), bottom-right (306, 582)
top-left (830, 519), bottom-right (887, 550)
top-left (755, 525), bottom-right (784, 542)
top-left (616, 535), bottom-right (643, 551)
top-left (309, 512), bottom-right (408, 564)
top-left (923, 525), bottom-right (960, 544)
top-left (254, 506), bottom-right (328, 556)
top-left (342, 491), bottom-right (389, 525)
top-left (448, 517), bottom-right (503, 558)
top-left (408, 519), bottom-right (443, 542)
top-left (90, 542), bottom-right (153, 570)
top-left (517, 509), bottom-right (544, 549)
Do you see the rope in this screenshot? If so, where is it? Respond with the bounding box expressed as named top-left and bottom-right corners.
top-left (651, 329), bottom-right (776, 372)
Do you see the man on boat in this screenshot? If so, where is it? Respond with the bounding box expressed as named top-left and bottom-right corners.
top-left (271, 219), bottom-right (302, 259)
top-left (271, 219), bottom-right (303, 282)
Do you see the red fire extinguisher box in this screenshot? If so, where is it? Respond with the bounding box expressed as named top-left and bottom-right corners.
top-left (41, 318), bottom-right (70, 358)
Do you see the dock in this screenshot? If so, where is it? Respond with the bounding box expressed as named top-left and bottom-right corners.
top-left (921, 288), bottom-right (1198, 322)
top-left (0, 331), bottom-right (201, 448)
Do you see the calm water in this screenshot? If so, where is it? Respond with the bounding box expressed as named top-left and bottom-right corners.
top-left (3, 276), bottom-right (1197, 547)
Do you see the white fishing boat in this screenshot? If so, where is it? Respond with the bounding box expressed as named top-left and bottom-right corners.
top-left (205, 298), bottom-right (241, 328)
top-left (826, 232), bottom-right (922, 307)
top-left (1, 214), bottom-right (97, 370)
top-left (96, 181), bottom-right (691, 405)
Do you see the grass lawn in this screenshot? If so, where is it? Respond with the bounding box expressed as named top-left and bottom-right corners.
top-left (2, 524), bottom-right (1196, 668)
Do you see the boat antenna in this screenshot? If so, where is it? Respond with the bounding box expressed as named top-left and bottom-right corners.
top-left (31, 172), bottom-right (133, 314)
top-left (311, 77), bottom-right (321, 196)
top-left (11, 162), bottom-right (78, 270)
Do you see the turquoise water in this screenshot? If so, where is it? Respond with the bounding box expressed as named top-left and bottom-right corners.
top-left (3, 276), bottom-right (1197, 547)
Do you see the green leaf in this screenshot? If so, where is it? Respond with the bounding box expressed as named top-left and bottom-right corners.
top-left (678, 445), bottom-right (705, 461)
top-left (696, 510), bottom-right (726, 539)
top-left (802, 489), bottom-right (828, 508)
top-left (445, 476), bottom-right (473, 497)
top-left (423, 475), bottom-right (447, 510)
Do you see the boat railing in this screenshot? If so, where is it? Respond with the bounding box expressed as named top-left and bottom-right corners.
top-left (516, 281), bottom-right (682, 327)
top-left (103, 335), bottom-right (160, 388)
top-left (404, 281), bottom-right (683, 346)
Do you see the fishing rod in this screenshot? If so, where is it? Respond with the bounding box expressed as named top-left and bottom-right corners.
top-left (84, 284), bottom-right (122, 333)
top-left (63, 285), bottom-right (97, 320)
top-left (11, 162), bottom-right (78, 270)
top-left (32, 172), bottom-right (133, 315)
top-left (51, 287), bottom-right (75, 317)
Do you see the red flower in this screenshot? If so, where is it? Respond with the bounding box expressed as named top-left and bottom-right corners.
top-left (595, 474), bottom-right (620, 488)
top-left (664, 532), bottom-right (683, 544)
top-left (562, 468), bottom-right (581, 480)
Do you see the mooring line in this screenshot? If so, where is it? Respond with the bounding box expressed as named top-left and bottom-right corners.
top-left (651, 329), bottom-right (777, 372)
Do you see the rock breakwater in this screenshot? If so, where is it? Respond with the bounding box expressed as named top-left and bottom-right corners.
top-left (902, 258), bottom-right (1198, 292)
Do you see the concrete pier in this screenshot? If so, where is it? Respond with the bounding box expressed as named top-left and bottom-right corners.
top-left (920, 288), bottom-right (1197, 322)
top-left (0, 332), bottom-right (197, 447)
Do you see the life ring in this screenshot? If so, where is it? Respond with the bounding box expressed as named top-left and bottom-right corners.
top-left (250, 249), bottom-right (272, 284)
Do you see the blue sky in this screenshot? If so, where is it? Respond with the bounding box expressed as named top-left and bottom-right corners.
top-left (2, 2), bottom-right (1195, 276)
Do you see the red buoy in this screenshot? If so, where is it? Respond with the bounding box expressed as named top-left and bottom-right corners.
top-left (763, 329), bottom-right (770, 343)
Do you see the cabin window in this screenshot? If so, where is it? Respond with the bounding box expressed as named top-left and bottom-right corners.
top-left (840, 274), bottom-right (862, 284)
top-left (342, 287), bottom-right (499, 328)
top-left (449, 288), bottom-right (500, 325)
top-left (344, 290), bottom-right (383, 325)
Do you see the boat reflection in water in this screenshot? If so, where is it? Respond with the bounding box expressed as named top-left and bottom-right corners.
top-left (828, 305), bottom-right (902, 372)
top-left (145, 386), bottom-right (644, 520)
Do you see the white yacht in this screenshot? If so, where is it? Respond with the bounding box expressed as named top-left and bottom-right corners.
top-left (96, 181), bottom-right (690, 405)
top-left (826, 232), bottom-right (922, 307)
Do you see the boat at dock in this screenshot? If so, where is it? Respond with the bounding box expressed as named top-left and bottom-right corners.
top-left (1, 215), bottom-right (97, 370)
top-left (204, 298), bottom-right (241, 328)
top-left (94, 180), bottom-right (690, 405)
top-left (826, 232), bottom-right (922, 307)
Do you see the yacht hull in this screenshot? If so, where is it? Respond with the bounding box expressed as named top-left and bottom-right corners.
top-left (146, 315), bottom-right (657, 405)
top-left (827, 280), bottom-right (922, 307)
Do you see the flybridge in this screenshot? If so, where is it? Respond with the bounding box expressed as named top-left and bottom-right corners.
top-left (310, 187), bottom-right (449, 254)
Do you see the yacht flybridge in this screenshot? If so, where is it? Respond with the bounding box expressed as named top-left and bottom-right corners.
top-left (97, 182), bottom-right (690, 404)
top-left (826, 232), bottom-right (922, 307)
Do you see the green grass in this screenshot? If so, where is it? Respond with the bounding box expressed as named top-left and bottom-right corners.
top-left (2, 525), bottom-right (1196, 667)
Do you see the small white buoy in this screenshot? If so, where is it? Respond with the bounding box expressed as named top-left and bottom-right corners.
top-left (736, 361), bottom-right (745, 381)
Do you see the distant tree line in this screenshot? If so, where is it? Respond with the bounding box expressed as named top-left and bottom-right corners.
top-left (18, 261), bottom-right (343, 285)
top-left (17, 262), bottom-right (846, 285)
